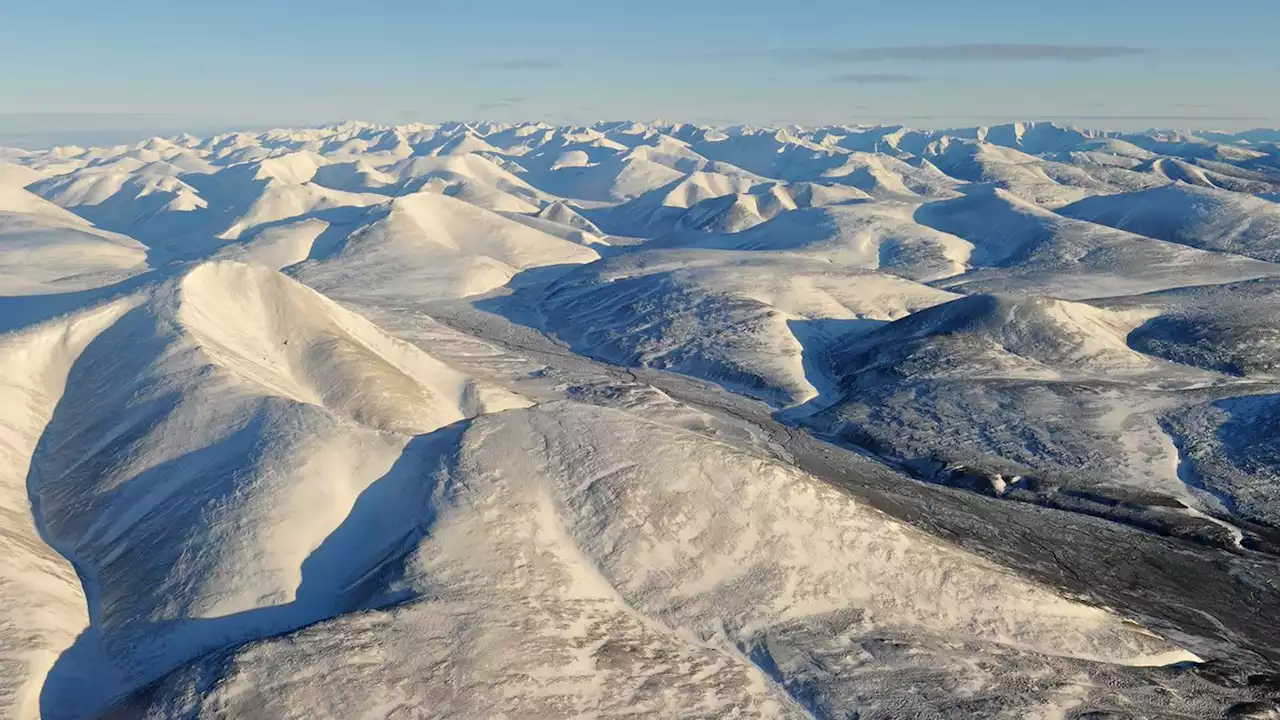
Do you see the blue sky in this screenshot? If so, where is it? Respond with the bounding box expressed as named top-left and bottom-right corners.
top-left (1, 0), bottom-right (1277, 141)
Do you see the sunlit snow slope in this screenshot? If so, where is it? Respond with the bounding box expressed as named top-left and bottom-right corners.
top-left (3, 119), bottom-right (1280, 719)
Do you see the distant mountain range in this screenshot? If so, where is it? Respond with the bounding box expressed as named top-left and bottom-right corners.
top-left (3, 120), bottom-right (1280, 719)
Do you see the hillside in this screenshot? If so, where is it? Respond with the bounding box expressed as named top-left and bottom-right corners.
top-left (3, 120), bottom-right (1280, 719)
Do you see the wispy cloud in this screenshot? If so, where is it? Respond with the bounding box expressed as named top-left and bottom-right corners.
top-left (798, 44), bottom-right (1150, 63)
top-left (1051, 114), bottom-right (1270, 122)
top-left (464, 44), bottom-right (1150, 73)
top-left (470, 58), bottom-right (565, 70)
top-left (474, 97), bottom-right (528, 112)
top-left (857, 113), bottom-right (1272, 123)
top-left (829, 73), bottom-right (925, 84)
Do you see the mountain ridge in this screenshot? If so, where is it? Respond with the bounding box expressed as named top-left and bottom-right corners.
top-left (3, 119), bottom-right (1280, 719)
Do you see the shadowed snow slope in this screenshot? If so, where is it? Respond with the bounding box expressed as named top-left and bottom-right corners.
top-left (5, 120), bottom-right (1280, 719)
top-left (0, 298), bottom-right (140, 719)
top-left (807, 293), bottom-right (1249, 505)
top-left (1060, 183), bottom-right (1280, 262)
top-left (918, 188), bottom-right (1280, 297)
top-left (521, 249), bottom-right (957, 406)
top-left (1101, 277), bottom-right (1280, 379)
top-left (114, 402), bottom-right (1198, 719)
top-left (826, 293), bottom-right (1163, 381)
top-left (14, 261), bottom-right (527, 717)
top-left (652, 202), bottom-right (975, 282)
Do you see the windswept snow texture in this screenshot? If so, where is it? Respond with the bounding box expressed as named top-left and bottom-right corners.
top-left (3, 120), bottom-right (1280, 719)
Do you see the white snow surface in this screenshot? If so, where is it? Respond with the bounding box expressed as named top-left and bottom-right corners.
top-left (2, 119), bottom-right (1280, 718)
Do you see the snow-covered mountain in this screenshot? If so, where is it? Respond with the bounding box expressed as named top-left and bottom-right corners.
top-left (3, 120), bottom-right (1280, 719)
